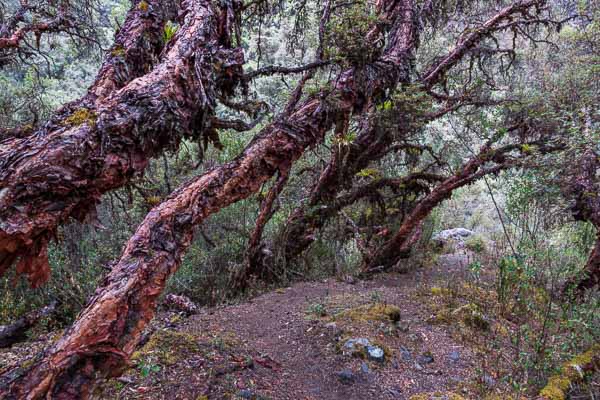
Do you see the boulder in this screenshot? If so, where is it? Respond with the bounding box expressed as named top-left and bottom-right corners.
top-left (432, 228), bottom-right (474, 247)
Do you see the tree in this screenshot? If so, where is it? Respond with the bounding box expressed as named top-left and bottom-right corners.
top-left (0, 0), bottom-right (582, 397)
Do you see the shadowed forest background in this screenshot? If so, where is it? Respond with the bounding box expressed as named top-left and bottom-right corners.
top-left (0, 0), bottom-right (598, 398)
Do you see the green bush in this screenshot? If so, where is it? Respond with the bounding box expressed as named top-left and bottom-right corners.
top-left (465, 235), bottom-right (486, 253)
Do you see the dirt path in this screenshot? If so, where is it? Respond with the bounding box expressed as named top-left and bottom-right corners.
top-left (184, 273), bottom-right (477, 399)
top-left (3, 251), bottom-right (485, 399)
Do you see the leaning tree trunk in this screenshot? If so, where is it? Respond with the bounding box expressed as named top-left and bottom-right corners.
top-left (279, 0), bottom-right (545, 263)
top-left (0, 0), bottom-right (243, 287)
top-left (239, 0), bottom-right (420, 281)
top-left (0, 302), bottom-right (57, 348)
top-left (0, 1), bottom-right (419, 396)
top-left (360, 142), bottom-right (549, 275)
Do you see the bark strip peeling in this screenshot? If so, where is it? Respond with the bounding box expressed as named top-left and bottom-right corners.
top-left (0, 0), bottom-right (419, 396)
top-left (0, 0), bottom-right (243, 287)
top-left (280, 0), bottom-right (546, 263)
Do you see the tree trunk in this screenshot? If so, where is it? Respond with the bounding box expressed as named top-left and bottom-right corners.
top-left (361, 143), bottom-right (533, 275)
top-left (0, 1), bottom-right (419, 396)
top-left (279, 0), bottom-right (544, 263)
top-left (0, 302), bottom-right (57, 348)
top-left (0, 0), bottom-right (243, 287)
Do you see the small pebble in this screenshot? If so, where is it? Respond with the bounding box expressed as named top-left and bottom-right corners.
top-left (361, 362), bottom-right (370, 373)
top-left (449, 350), bottom-right (460, 362)
top-left (337, 370), bottom-right (355, 384)
top-left (400, 345), bottom-right (412, 361)
top-left (367, 345), bottom-right (385, 362)
top-left (417, 352), bottom-right (434, 364)
top-left (238, 389), bottom-right (253, 399)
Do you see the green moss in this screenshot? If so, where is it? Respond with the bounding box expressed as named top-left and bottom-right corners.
top-left (63, 108), bottom-right (96, 127)
top-left (111, 45), bottom-right (126, 57)
top-left (430, 287), bottom-right (451, 296)
top-left (132, 330), bottom-right (199, 366)
top-left (334, 303), bottom-right (401, 323)
top-left (138, 0), bottom-right (149, 11)
top-left (145, 195), bottom-right (162, 207)
top-left (539, 344), bottom-right (600, 399)
top-left (459, 303), bottom-right (490, 331)
top-left (539, 376), bottom-right (570, 400)
top-left (431, 303), bottom-right (489, 331)
top-left (409, 392), bottom-right (466, 400)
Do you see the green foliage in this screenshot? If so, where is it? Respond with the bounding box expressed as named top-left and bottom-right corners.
top-left (325, 1), bottom-right (378, 66)
top-left (163, 21), bottom-right (179, 43)
top-left (138, 361), bottom-right (161, 378)
top-left (465, 235), bottom-right (486, 253)
top-left (306, 302), bottom-right (327, 317)
top-left (355, 168), bottom-right (380, 179)
top-left (375, 84), bottom-right (434, 133)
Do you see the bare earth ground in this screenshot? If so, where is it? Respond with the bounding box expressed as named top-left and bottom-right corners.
top-left (2, 250), bottom-right (597, 399)
top-left (93, 251), bottom-right (481, 399)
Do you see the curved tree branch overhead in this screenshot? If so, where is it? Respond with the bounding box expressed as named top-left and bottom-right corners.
top-left (0, 0), bottom-right (596, 397)
top-left (0, 0), bottom-right (244, 287)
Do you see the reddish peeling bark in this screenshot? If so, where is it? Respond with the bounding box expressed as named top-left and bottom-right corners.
top-left (0, 121), bottom-right (318, 398)
top-left (0, 0), bottom-right (243, 287)
top-left (279, 0), bottom-right (421, 260)
top-left (361, 141), bottom-right (555, 275)
top-left (281, 115), bottom-right (415, 262)
top-left (0, 68), bottom-right (347, 399)
top-left (280, 0), bottom-right (546, 263)
top-left (0, 1), bottom-right (426, 396)
top-left (0, 8), bottom-right (70, 51)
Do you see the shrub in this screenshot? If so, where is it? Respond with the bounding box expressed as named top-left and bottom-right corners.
top-left (465, 235), bottom-right (486, 253)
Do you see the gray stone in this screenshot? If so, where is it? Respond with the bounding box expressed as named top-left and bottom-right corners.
top-left (238, 389), bottom-right (254, 399)
top-left (366, 345), bottom-right (385, 362)
top-left (417, 352), bottom-right (434, 364)
top-left (361, 362), bottom-right (370, 373)
top-left (448, 350), bottom-right (460, 362)
top-left (337, 370), bottom-right (355, 384)
top-left (396, 321), bottom-right (410, 332)
top-left (400, 345), bottom-right (412, 361)
top-left (343, 337), bottom-right (371, 351)
top-left (483, 374), bottom-right (496, 387)
top-left (432, 228), bottom-right (475, 244)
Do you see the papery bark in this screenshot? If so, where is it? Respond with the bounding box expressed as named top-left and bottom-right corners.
top-left (0, 0), bottom-right (420, 396)
top-left (0, 0), bottom-right (243, 287)
top-left (279, 0), bottom-right (545, 263)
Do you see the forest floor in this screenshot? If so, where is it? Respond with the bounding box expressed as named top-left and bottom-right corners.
top-left (2, 248), bottom-right (598, 399)
top-left (97, 249), bottom-right (489, 400)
